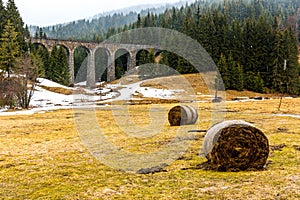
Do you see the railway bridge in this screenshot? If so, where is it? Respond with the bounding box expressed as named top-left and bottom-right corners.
top-left (31, 38), bottom-right (158, 87)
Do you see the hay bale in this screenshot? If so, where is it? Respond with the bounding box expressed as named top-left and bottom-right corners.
top-left (168, 105), bottom-right (198, 126)
top-left (202, 120), bottom-right (269, 171)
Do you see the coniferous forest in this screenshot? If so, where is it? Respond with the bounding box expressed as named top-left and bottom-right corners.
top-left (118, 0), bottom-right (300, 95)
top-left (0, 0), bottom-right (300, 97)
top-left (38, 0), bottom-right (300, 95)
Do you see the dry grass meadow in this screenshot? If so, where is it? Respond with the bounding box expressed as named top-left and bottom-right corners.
top-left (0, 74), bottom-right (299, 199)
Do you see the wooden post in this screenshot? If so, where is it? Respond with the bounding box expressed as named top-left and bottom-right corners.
top-left (278, 59), bottom-right (287, 111)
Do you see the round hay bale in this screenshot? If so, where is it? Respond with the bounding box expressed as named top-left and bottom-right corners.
top-left (168, 105), bottom-right (198, 126)
top-left (202, 120), bottom-right (269, 171)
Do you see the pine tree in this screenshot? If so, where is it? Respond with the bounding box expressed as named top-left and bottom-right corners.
top-left (159, 51), bottom-right (169, 66)
top-left (39, 28), bottom-right (43, 39)
top-left (137, 14), bottom-right (142, 28)
top-left (217, 53), bottom-right (230, 89)
top-left (48, 46), bottom-right (59, 81)
top-left (6, 0), bottom-right (26, 51)
top-left (34, 30), bottom-right (39, 39)
top-left (0, 20), bottom-right (21, 77)
top-left (244, 71), bottom-right (265, 93)
top-left (147, 49), bottom-right (155, 63)
top-left (227, 53), bottom-right (243, 91)
top-left (115, 62), bottom-right (124, 79)
top-left (255, 72), bottom-right (265, 93)
top-left (234, 63), bottom-right (244, 91)
top-left (158, 51), bottom-right (174, 76)
top-left (284, 28), bottom-right (300, 95)
top-left (0, 0), bottom-right (6, 38)
top-left (42, 32), bottom-right (47, 39)
top-left (24, 25), bottom-right (30, 39)
top-left (137, 49), bottom-right (157, 79)
top-left (137, 50), bottom-right (149, 66)
top-left (51, 46), bottom-right (69, 86)
top-left (183, 7), bottom-right (194, 37)
top-left (59, 47), bottom-right (70, 86)
top-left (270, 30), bottom-right (286, 93)
top-left (35, 45), bottom-right (50, 78)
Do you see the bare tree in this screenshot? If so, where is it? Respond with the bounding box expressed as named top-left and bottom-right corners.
top-left (0, 76), bottom-right (20, 108)
top-left (0, 53), bottom-right (43, 109)
top-left (15, 54), bottom-right (43, 109)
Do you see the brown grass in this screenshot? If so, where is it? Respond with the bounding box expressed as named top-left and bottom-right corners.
top-left (40, 85), bottom-right (73, 95)
top-left (0, 97), bottom-right (299, 199)
top-left (135, 73), bottom-right (289, 101)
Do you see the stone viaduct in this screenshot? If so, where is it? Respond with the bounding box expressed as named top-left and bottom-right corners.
top-left (31, 38), bottom-right (159, 87)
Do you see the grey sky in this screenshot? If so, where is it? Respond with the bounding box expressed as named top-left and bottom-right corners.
top-left (4, 0), bottom-right (182, 26)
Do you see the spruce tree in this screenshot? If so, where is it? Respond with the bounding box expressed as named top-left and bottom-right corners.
top-left (58, 47), bottom-right (70, 86)
top-left (159, 51), bottom-right (169, 67)
top-left (6, 0), bottom-right (26, 51)
top-left (217, 53), bottom-right (230, 89)
top-left (137, 14), bottom-right (142, 28)
top-left (227, 53), bottom-right (243, 91)
top-left (39, 28), bottom-right (43, 39)
top-left (147, 49), bottom-right (155, 63)
top-left (51, 46), bottom-right (69, 86)
top-left (137, 50), bottom-right (149, 66)
top-left (158, 51), bottom-right (174, 76)
top-left (284, 28), bottom-right (300, 95)
top-left (244, 71), bottom-right (265, 93)
top-left (0, 20), bottom-right (21, 77)
top-left (24, 25), bottom-right (30, 39)
top-left (36, 46), bottom-right (50, 78)
top-left (0, 0), bottom-right (6, 38)
top-left (255, 72), bottom-right (265, 93)
top-left (270, 30), bottom-right (286, 93)
top-left (234, 63), bottom-right (244, 91)
top-left (48, 46), bottom-right (59, 81)
top-left (115, 59), bottom-right (124, 79)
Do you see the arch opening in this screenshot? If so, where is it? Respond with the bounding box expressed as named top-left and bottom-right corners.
top-left (115, 48), bottom-right (130, 79)
top-left (74, 46), bottom-right (89, 83)
top-left (95, 47), bottom-right (110, 82)
top-left (136, 49), bottom-right (150, 66)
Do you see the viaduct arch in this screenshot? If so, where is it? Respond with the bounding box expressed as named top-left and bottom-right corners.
top-left (31, 38), bottom-right (159, 87)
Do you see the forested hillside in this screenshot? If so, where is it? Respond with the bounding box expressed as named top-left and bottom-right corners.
top-left (30, 1), bottom-right (193, 41)
top-left (25, 0), bottom-right (300, 95)
top-left (108, 0), bottom-right (300, 94)
top-left (36, 0), bottom-right (299, 94)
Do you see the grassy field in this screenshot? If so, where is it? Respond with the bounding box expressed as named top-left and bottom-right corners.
top-left (0, 97), bottom-right (299, 199)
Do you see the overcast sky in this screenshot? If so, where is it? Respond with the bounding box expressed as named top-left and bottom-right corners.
top-left (4, 0), bottom-right (182, 26)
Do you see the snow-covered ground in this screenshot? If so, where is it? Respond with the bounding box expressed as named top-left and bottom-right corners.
top-left (0, 77), bottom-right (296, 116)
top-left (103, 80), bottom-right (179, 102)
top-left (37, 78), bottom-right (72, 89)
top-left (0, 77), bottom-right (180, 116)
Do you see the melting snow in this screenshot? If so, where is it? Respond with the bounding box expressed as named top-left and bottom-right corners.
top-left (0, 77), bottom-right (179, 116)
top-left (137, 87), bottom-right (174, 99)
top-left (37, 78), bottom-right (72, 89)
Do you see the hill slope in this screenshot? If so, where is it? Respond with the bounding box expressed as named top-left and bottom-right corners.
top-left (30, 0), bottom-right (194, 40)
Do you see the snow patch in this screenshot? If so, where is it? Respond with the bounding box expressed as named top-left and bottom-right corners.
top-left (37, 78), bottom-right (73, 89)
top-left (137, 87), bottom-right (174, 99)
top-left (0, 77), bottom-right (180, 115)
